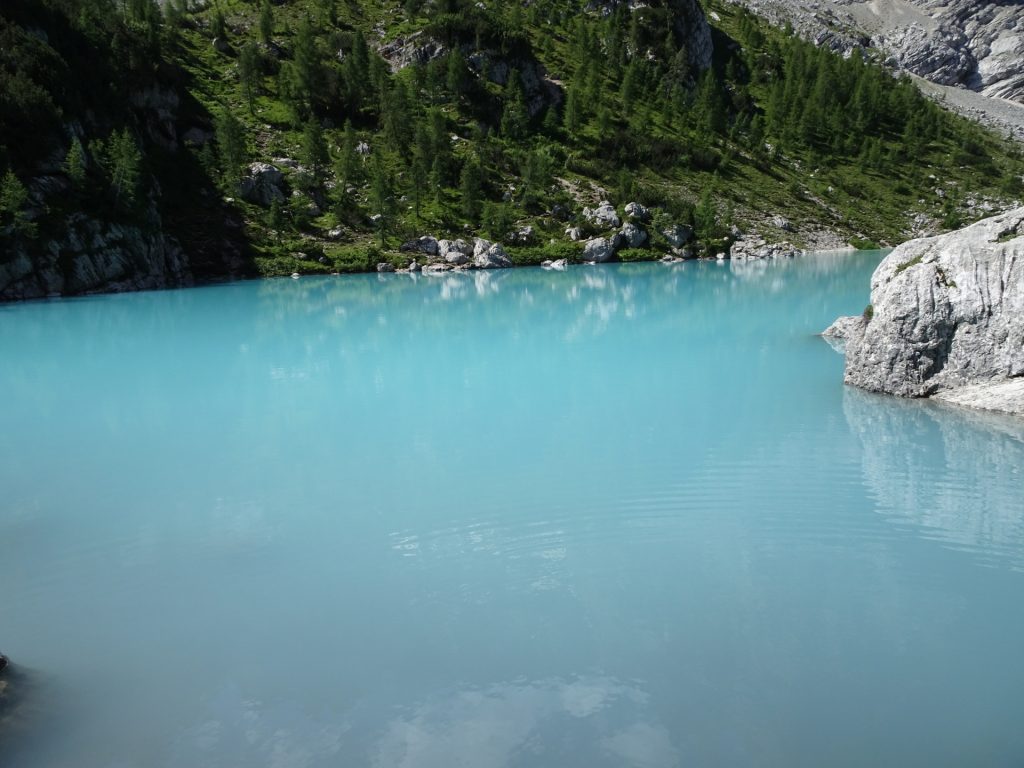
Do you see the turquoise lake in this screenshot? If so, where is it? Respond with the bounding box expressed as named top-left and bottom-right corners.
top-left (2, 254), bottom-right (1024, 767)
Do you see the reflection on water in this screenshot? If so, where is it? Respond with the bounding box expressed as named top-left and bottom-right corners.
top-left (373, 676), bottom-right (674, 768)
top-left (844, 388), bottom-right (1024, 570)
top-left (3, 254), bottom-right (1024, 767)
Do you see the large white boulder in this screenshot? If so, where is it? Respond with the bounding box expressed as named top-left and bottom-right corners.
top-left (835, 207), bottom-right (1024, 413)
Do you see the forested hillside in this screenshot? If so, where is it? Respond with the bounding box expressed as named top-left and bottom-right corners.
top-left (1, 0), bottom-right (1022, 296)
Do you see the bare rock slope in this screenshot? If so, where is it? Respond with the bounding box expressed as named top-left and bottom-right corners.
top-left (829, 207), bottom-right (1024, 415)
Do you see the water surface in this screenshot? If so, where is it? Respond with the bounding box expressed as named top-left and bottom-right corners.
top-left (2, 255), bottom-right (1023, 767)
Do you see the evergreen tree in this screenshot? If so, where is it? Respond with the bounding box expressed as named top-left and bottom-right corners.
top-left (459, 157), bottom-right (484, 223)
top-left (500, 70), bottom-right (528, 140)
top-left (368, 151), bottom-right (395, 246)
top-left (238, 41), bottom-right (261, 115)
top-left (301, 117), bottom-right (329, 183)
top-left (335, 120), bottom-right (361, 188)
top-left (106, 128), bottom-right (143, 208)
top-left (65, 138), bottom-right (87, 189)
top-left (214, 109), bottom-right (247, 190)
top-left (409, 125), bottom-right (430, 219)
top-left (258, 0), bottom-right (273, 44)
top-left (210, 4), bottom-right (227, 41)
top-left (0, 169), bottom-right (36, 237)
top-left (563, 85), bottom-right (581, 135)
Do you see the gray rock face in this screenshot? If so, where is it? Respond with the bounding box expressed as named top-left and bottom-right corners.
top-left (730, 238), bottom-right (802, 261)
top-left (0, 213), bottom-right (191, 300)
top-left (472, 238), bottom-right (513, 269)
top-left (376, 261), bottom-right (396, 273)
top-left (624, 201), bottom-right (651, 221)
top-left (400, 236), bottom-right (439, 256)
top-left (822, 314), bottom-right (869, 353)
top-left (377, 31), bottom-right (447, 72)
top-left (583, 237), bottom-right (617, 263)
top-left (619, 222), bottom-right (648, 249)
top-left (662, 223), bottom-right (694, 248)
top-left (838, 207), bottom-right (1024, 412)
top-left (438, 238), bottom-right (471, 265)
top-left (582, 201), bottom-right (621, 230)
top-left (239, 162), bottom-right (286, 206)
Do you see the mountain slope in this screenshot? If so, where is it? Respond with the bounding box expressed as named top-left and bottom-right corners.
top-left (1, 0), bottom-right (1023, 299)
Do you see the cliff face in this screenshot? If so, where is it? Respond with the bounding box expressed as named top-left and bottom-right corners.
top-left (829, 207), bottom-right (1024, 415)
top-left (0, 2), bottom-right (248, 302)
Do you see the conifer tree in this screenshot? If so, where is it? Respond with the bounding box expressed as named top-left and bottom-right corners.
top-left (301, 117), bottom-right (329, 184)
top-left (500, 70), bottom-right (528, 140)
top-left (214, 109), bottom-right (246, 191)
top-left (238, 41), bottom-right (261, 115)
top-left (368, 151), bottom-right (395, 246)
top-left (258, 0), bottom-right (273, 44)
top-left (459, 157), bottom-right (483, 223)
top-left (0, 170), bottom-right (36, 237)
top-left (106, 128), bottom-right (143, 208)
top-left (65, 138), bottom-right (88, 189)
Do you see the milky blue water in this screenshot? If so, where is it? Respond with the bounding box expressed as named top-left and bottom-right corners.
top-left (2, 255), bottom-right (1024, 767)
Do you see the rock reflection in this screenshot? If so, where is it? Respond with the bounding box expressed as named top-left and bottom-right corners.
top-left (843, 387), bottom-right (1024, 568)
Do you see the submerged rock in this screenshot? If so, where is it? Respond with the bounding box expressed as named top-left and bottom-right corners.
top-left (822, 314), bottom-right (869, 353)
top-left (835, 207), bottom-right (1024, 414)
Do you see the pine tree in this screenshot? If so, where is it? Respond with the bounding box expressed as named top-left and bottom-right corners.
top-left (409, 125), bottom-right (430, 219)
top-left (238, 41), bottom-right (261, 115)
top-left (65, 138), bottom-right (88, 189)
top-left (214, 109), bottom-right (246, 191)
top-left (301, 117), bottom-right (329, 183)
top-left (258, 0), bottom-right (273, 44)
top-left (335, 120), bottom-right (360, 188)
top-left (106, 129), bottom-right (143, 208)
top-left (368, 151), bottom-right (395, 246)
top-left (0, 170), bottom-right (36, 237)
top-left (500, 70), bottom-right (528, 140)
top-left (563, 85), bottom-right (580, 135)
top-left (459, 157), bottom-right (483, 223)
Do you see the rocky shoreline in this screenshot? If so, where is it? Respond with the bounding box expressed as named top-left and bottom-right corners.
top-left (359, 199), bottom-right (807, 278)
top-left (825, 207), bottom-right (1024, 416)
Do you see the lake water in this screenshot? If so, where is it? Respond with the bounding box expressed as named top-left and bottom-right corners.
top-left (2, 255), bottom-right (1024, 767)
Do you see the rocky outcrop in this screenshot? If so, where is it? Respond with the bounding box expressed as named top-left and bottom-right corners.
top-left (730, 238), bottom-right (802, 260)
top-left (400, 236), bottom-right (439, 256)
top-left (662, 223), bottom-right (694, 248)
top-left (619, 222), bottom-right (648, 249)
top-left (378, 31), bottom-right (447, 72)
top-left (239, 163), bottom-right (286, 206)
top-left (582, 201), bottom-right (621, 230)
top-left (472, 238), bottom-right (513, 269)
top-left (822, 314), bottom-right (868, 353)
top-left (0, 213), bottom-right (191, 300)
top-left (831, 207), bottom-right (1024, 415)
top-left (438, 238), bottom-right (471, 265)
top-left (586, 0), bottom-right (713, 73)
top-left (583, 237), bottom-right (617, 263)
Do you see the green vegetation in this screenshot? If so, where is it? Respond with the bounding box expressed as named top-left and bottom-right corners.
top-left (895, 254), bottom-right (925, 274)
top-left (1, 0), bottom-right (1022, 281)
